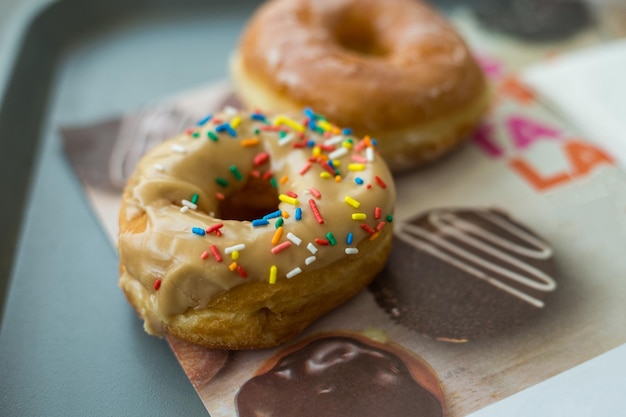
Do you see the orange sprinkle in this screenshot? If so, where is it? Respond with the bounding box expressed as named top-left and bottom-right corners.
top-left (281, 210), bottom-right (290, 218)
top-left (369, 231), bottom-right (381, 241)
top-left (229, 261), bottom-right (238, 271)
top-left (215, 192), bottom-right (225, 200)
top-left (241, 138), bottom-right (260, 147)
top-left (272, 227), bottom-right (284, 245)
top-left (280, 175), bottom-right (289, 184)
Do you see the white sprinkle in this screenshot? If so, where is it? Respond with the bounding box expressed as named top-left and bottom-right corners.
top-left (391, 307), bottom-right (400, 317)
top-left (286, 232), bottom-right (302, 246)
top-left (181, 199), bottom-right (197, 210)
top-left (307, 243), bottom-right (318, 254)
top-left (324, 135), bottom-right (344, 146)
top-left (286, 267), bottom-right (302, 279)
top-left (224, 243), bottom-right (246, 254)
top-left (345, 248), bottom-right (359, 255)
top-left (209, 211), bottom-right (216, 217)
top-left (224, 106), bottom-right (239, 116)
top-left (171, 144), bottom-right (187, 154)
top-left (180, 206), bottom-right (189, 213)
top-left (154, 163), bottom-right (165, 172)
top-left (278, 133), bottom-right (294, 146)
top-left (305, 256), bottom-right (317, 265)
top-left (328, 147), bottom-right (348, 160)
top-left (366, 147), bottom-right (375, 162)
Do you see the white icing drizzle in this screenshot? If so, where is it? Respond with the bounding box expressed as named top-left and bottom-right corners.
top-left (396, 209), bottom-right (557, 308)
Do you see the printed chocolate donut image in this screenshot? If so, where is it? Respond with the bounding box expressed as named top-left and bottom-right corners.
top-left (370, 208), bottom-right (558, 342)
top-left (236, 332), bottom-right (445, 417)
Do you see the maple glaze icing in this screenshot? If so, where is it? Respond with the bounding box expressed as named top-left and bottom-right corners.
top-left (118, 109), bottom-right (395, 336)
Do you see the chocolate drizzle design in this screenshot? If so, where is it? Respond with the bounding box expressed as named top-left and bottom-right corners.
top-left (370, 208), bottom-right (558, 342)
top-left (236, 336), bottom-right (444, 417)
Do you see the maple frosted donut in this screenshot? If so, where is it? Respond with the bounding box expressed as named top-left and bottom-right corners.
top-left (231, 0), bottom-right (489, 171)
top-left (118, 108), bottom-right (396, 349)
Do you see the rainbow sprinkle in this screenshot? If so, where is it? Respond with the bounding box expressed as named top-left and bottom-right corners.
top-left (269, 265), bottom-right (278, 284)
top-left (168, 107), bottom-right (392, 288)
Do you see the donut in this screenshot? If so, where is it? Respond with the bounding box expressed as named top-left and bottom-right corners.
top-left (231, 0), bottom-right (489, 171)
top-left (369, 208), bottom-right (558, 342)
top-left (118, 107), bottom-right (396, 349)
top-left (236, 332), bottom-right (445, 417)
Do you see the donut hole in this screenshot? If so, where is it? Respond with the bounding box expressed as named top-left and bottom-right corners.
top-left (217, 176), bottom-right (279, 222)
top-left (332, 16), bottom-right (389, 57)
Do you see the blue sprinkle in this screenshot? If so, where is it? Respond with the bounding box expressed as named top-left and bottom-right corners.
top-left (295, 207), bottom-right (302, 221)
top-left (371, 138), bottom-right (378, 146)
top-left (355, 177), bottom-right (364, 185)
top-left (307, 140), bottom-right (316, 148)
top-left (251, 113), bottom-right (266, 122)
top-left (263, 210), bottom-right (282, 220)
top-left (215, 123), bottom-right (237, 137)
top-left (328, 160), bottom-right (336, 168)
top-left (303, 107), bottom-right (316, 119)
top-left (252, 219), bottom-right (269, 227)
top-left (308, 119), bottom-right (317, 130)
top-left (192, 227), bottom-right (206, 236)
top-left (342, 128), bottom-right (353, 135)
top-left (346, 232), bottom-right (353, 245)
top-left (196, 114), bottom-right (213, 126)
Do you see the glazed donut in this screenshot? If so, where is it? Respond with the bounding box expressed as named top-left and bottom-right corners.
top-left (118, 107), bottom-right (396, 349)
top-left (231, 0), bottom-right (489, 171)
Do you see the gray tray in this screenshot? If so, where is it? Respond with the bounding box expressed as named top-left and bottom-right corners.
top-left (0, 0), bottom-right (262, 415)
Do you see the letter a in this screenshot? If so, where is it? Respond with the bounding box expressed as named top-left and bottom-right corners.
top-left (507, 115), bottom-right (561, 150)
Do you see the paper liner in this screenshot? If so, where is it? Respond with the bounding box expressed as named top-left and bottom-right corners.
top-left (63, 66), bottom-right (626, 417)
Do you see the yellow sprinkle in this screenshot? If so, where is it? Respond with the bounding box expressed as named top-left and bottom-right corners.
top-left (341, 140), bottom-right (353, 149)
top-left (369, 231), bottom-right (381, 241)
top-left (269, 265), bottom-right (278, 284)
top-left (334, 175), bottom-right (342, 183)
top-left (229, 262), bottom-right (238, 271)
top-left (317, 120), bottom-right (333, 132)
top-left (312, 146), bottom-right (322, 157)
top-left (272, 227), bottom-right (284, 245)
top-left (231, 250), bottom-right (239, 261)
top-left (344, 196), bottom-right (361, 208)
top-left (281, 210), bottom-right (290, 218)
top-left (230, 116), bottom-right (241, 129)
top-left (348, 163), bottom-right (366, 171)
top-left (280, 175), bottom-right (289, 185)
top-left (352, 213), bottom-right (367, 220)
top-left (331, 160), bottom-right (341, 167)
top-left (278, 194), bottom-right (299, 206)
top-left (320, 172), bottom-right (332, 179)
top-left (241, 138), bottom-right (260, 147)
top-left (273, 115), bottom-right (305, 132)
